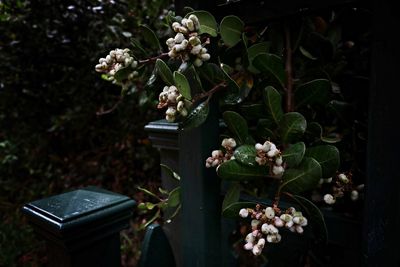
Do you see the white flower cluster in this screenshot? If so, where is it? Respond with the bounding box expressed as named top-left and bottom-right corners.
top-left (158, 85), bottom-right (190, 122)
top-left (254, 141), bottom-right (284, 176)
top-left (205, 138), bottom-right (236, 168)
top-left (239, 205), bottom-right (308, 256)
top-left (322, 172), bottom-right (364, 205)
top-left (95, 48), bottom-right (138, 81)
top-left (166, 15), bottom-right (211, 67)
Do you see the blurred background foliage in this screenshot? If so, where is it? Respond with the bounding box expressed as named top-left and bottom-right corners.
top-left (0, 0), bottom-right (171, 266)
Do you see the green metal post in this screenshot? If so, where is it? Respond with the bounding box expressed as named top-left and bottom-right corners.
top-left (22, 186), bottom-right (135, 267)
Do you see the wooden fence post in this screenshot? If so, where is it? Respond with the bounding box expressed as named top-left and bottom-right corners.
top-left (22, 186), bottom-right (135, 267)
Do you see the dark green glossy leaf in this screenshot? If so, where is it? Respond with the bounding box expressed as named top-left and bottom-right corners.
top-left (247, 42), bottom-right (270, 73)
top-left (222, 111), bottom-right (249, 145)
top-left (114, 67), bottom-right (131, 82)
top-left (234, 145), bottom-right (257, 166)
top-left (222, 201), bottom-right (258, 218)
top-left (140, 25), bottom-right (161, 51)
top-left (220, 15), bottom-right (244, 47)
top-left (256, 119), bottom-right (275, 140)
top-left (186, 11), bottom-right (218, 37)
top-left (290, 194), bottom-right (328, 244)
top-left (222, 182), bottom-right (241, 211)
top-left (278, 112), bottom-right (307, 144)
top-left (280, 157), bottom-right (322, 194)
top-left (240, 104), bottom-right (267, 119)
top-left (167, 187), bottom-right (181, 208)
top-left (160, 163), bottom-right (181, 181)
top-left (305, 122), bottom-right (322, 139)
top-left (253, 53), bottom-right (286, 88)
top-left (295, 79), bottom-right (331, 108)
top-left (305, 145), bottom-right (340, 178)
top-left (173, 71), bottom-right (192, 100)
top-left (217, 160), bottom-right (269, 181)
top-left (220, 63), bottom-right (241, 105)
top-left (282, 142), bottom-right (305, 168)
top-left (263, 86), bottom-right (283, 125)
top-left (156, 59), bottom-right (174, 85)
top-left (327, 100), bottom-right (353, 125)
top-left (198, 63), bottom-right (225, 84)
top-left (180, 101), bottom-right (209, 130)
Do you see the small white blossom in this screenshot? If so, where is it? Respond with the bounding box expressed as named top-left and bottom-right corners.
top-left (338, 173), bottom-right (349, 184)
top-left (272, 165), bottom-right (284, 176)
top-left (239, 208), bottom-right (249, 218)
top-left (252, 244), bottom-right (262, 256)
top-left (323, 194), bottom-right (336, 205)
top-left (265, 207), bottom-right (275, 219)
top-left (244, 242), bottom-right (253, 250)
top-left (350, 190), bottom-right (359, 201)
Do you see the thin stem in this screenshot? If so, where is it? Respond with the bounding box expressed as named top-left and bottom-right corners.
top-left (139, 52), bottom-right (169, 64)
top-left (96, 96), bottom-right (123, 116)
top-left (192, 81), bottom-right (227, 103)
top-left (284, 23), bottom-right (294, 113)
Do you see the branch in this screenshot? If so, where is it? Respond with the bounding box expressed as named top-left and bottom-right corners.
top-left (139, 52), bottom-right (169, 64)
top-left (96, 96), bottom-right (123, 116)
top-left (284, 23), bottom-right (294, 113)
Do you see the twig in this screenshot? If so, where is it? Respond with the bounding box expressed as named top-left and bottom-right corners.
top-left (96, 96), bottom-right (123, 116)
top-left (284, 23), bottom-right (294, 113)
top-left (139, 52), bottom-right (169, 64)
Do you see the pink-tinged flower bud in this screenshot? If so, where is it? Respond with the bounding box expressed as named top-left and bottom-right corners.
top-left (221, 138), bottom-right (236, 149)
top-left (285, 220), bottom-right (294, 228)
top-left (252, 244), bottom-right (262, 256)
top-left (255, 143), bottom-right (263, 151)
top-left (295, 225), bottom-right (304, 234)
top-left (255, 212), bottom-right (262, 220)
top-left (239, 208), bottom-right (249, 218)
top-left (272, 165), bottom-right (284, 176)
top-left (244, 242), bottom-right (253, 250)
top-left (212, 159), bottom-right (220, 167)
top-left (323, 194), bottom-right (336, 205)
top-left (211, 150), bottom-right (223, 158)
top-left (255, 157), bottom-right (266, 165)
top-left (350, 190), bottom-right (359, 201)
top-left (265, 207), bottom-right (275, 219)
top-left (274, 217), bottom-right (284, 227)
top-left (245, 233), bottom-right (255, 243)
top-left (252, 230), bottom-right (259, 237)
top-left (288, 226), bottom-right (296, 232)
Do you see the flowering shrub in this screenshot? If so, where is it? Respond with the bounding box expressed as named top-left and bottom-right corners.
top-left (95, 7), bottom-right (368, 261)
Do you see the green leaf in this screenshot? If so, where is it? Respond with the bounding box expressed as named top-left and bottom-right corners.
top-left (289, 194), bottom-right (328, 244)
top-left (156, 59), bottom-right (174, 85)
top-left (180, 101), bottom-right (209, 130)
top-left (222, 111), bottom-right (249, 145)
top-left (137, 186), bottom-right (161, 200)
top-left (145, 202), bottom-right (156, 210)
top-left (305, 145), bottom-right (340, 178)
top-left (160, 163), bottom-right (181, 181)
top-left (252, 53), bottom-right (286, 88)
top-left (167, 187), bottom-right (181, 208)
top-left (140, 25), bottom-right (161, 51)
top-left (256, 119), bottom-right (275, 140)
top-left (222, 182), bottom-right (241, 211)
top-left (217, 160), bottom-right (269, 181)
top-left (240, 104), bottom-right (267, 119)
top-left (327, 100), bottom-right (353, 125)
top-left (305, 122), bottom-right (322, 139)
top-left (222, 201), bottom-right (257, 218)
top-left (114, 67), bottom-right (131, 82)
top-left (234, 145), bottom-right (257, 166)
top-left (247, 42), bottom-right (271, 73)
top-left (295, 79), bottom-right (331, 108)
top-left (299, 46), bottom-right (317, 60)
top-left (280, 157), bottom-right (322, 194)
top-left (282, 142), bottom-right (306, 168)
top-left (173, 71), bottom-right (192, 100)
top-left (278, 112), bottom-right (307, 144)
top-left (219, 63), bottom-right (241, 105)
top-left (186, 11), bottom-right (218, 37)
top-left (220, 15), bottom-right (244, 47)
top-left (263, 86), bottom-right (284, 125)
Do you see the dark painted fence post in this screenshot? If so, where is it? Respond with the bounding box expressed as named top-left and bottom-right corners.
top-left (22, 186), bottom-right (135, 267)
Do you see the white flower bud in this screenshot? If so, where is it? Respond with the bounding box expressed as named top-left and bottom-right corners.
top-left (255, 156), bottom-right (265, 165)
top-left (267, 234), bottom-right (281, 243)
top-left (323, 194), bottom-right (336, 205)
top-left (212, 159), bottom-right (220, 167)
top-left (191, 44), bottom-right (202, 55)
top-left (257, 238), bottom-right (266, 248)
top-left (272, 165), bottom-right (284, 176)
top-left (221, 138), bottom-right (236, 149)
top-left (172, 22), bottom-right (180, 32)
top-left (193, 58), bottom-right (203, 67)
top-left (178, 26), bottom-right (188, 34)
top-left (131, 61), bottom-right (138, 69)
top-left (201, 53), bottom-right (211, 61)
top-left (261, 223), bottom-right (269, 234)
top-left (166, 114), bottom-right (175, 122)
top-left (181, 18), bottom-right (189, 27)
top-left (252, 244), bottom-right (262, 256)
top-left (251, 220), bottom-right (260, 228)
top-left (244, 242), bottom-right (253, 250)
top-left (275, 156), bottom-right (283, 166)
top-left (265, 207), bottom-right (275, 219)
top-left (174, 33), bottom-right (185, 44)
top-left (166, 37), bottom-right (175, 47)
top-left (295, 225), bottom-right (304, 234)
top-left (189, 36), bottom-right (201, 46)
top-left (323, 177), bottom-right (333, 183)
top-left (300, 217), bottom-right (308, 227)
top-left (181, 39), bottom-right (189, 49)
top-left (166, 107), bottom-right (177, 116)
top-left (180, 108), bottom-right (188, 117)
top-left (350, 190), bottom-right (359, 201)
top-left (338, 173), bottom-right (349, 184)
top-left (168, 50), bottom-right (178, 58)
top-left (185, 19), bottom-right (195, 31)
top-left (267, 149), bottom-right (279, 158)
top-left (99, 58), bottom-right (106, 64)
top-left (266, 141), bottom-right (276, 151)
top-left (106, 55), bottom-right (112, 64)
top-left (285, 220), bottom-right (294, 228)
top-left (280, 214), bottom-right (293, 222)
top-left (200, 47), bottom-right (207, 54)
top-left (188, 14), bottom-right (200, 30)
top-left (245, 232), bottom-right (254, 243)
top-left (255, 143), bottom-right (264, 151)
top-left (356, 184), bottom-right (365, 191)
top-left (239, 208), bottom-right (249, 218)
top-left (211, 150), bottom-right (223, 158)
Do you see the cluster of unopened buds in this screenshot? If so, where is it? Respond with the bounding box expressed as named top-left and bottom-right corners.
top-left (95, 48), bottom-right (138, 81)
top-left (166, 15), bottom-right (211, 67)
top-left (158, 85), bottom-right (190, 122)
top-left (254, 141), bottom-right (284, 176)
top-left (239, 204), bottom-right (308, 256)
top-left (321, 172), bottom-right (364, 205)
top-left (205, 138), bottom-right (236, 168)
